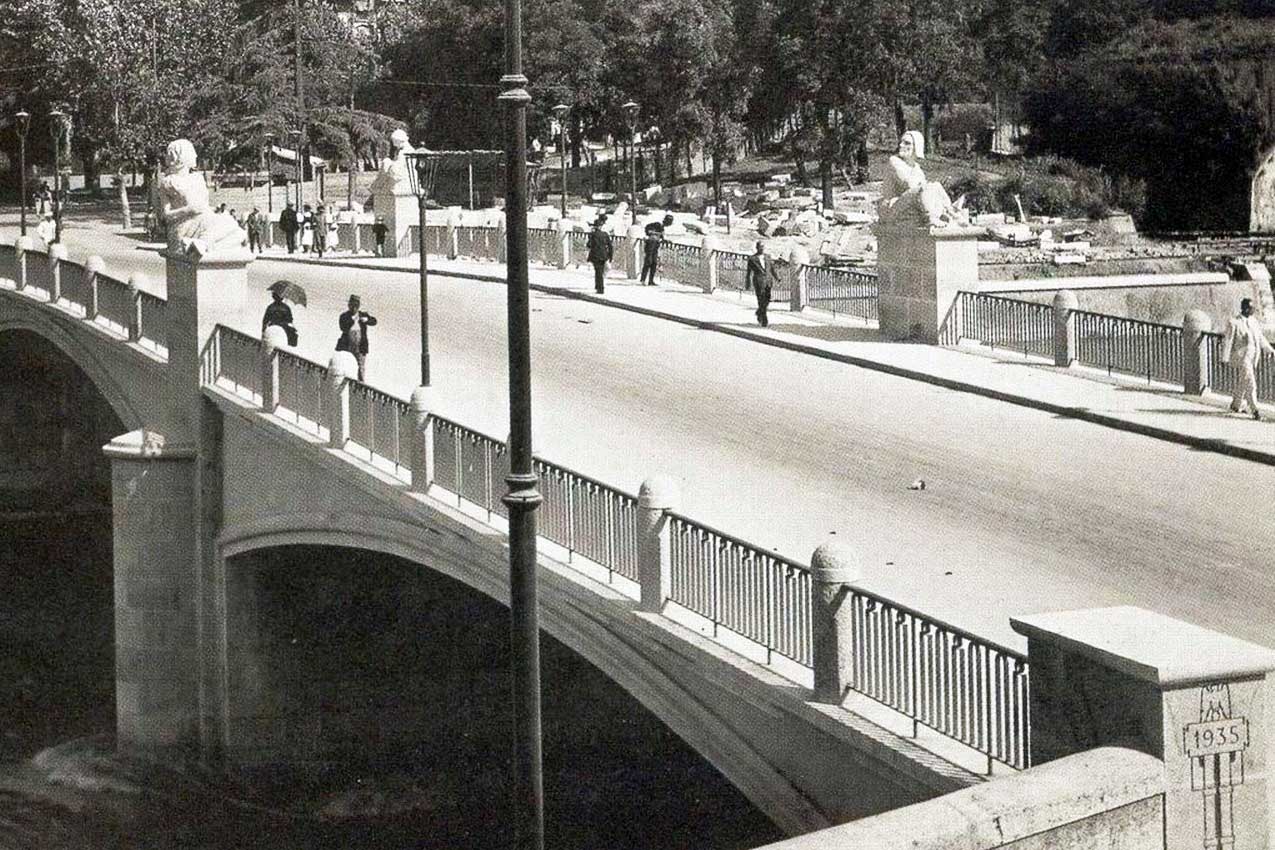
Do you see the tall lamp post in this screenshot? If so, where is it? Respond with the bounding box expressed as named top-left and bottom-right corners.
top-left (404, 150), bottom-right (439, 388)
top-left (290, 128), bottom-right (303, 210)
top-left (15, 111), bottom-right (30, 236)
top-left (264, 132), bottom-right (275, 214)
top-left (552, 103), bottom-right (568, 218)
top-left (498, 0), bottom-right (544, 844)
top-left (622, 101), bottom-right (639, 226)
top-left (49, 109), bottom-right (66, 243)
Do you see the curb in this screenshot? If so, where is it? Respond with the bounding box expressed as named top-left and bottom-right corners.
top-left (261, 253), bottom-right (1275, 468)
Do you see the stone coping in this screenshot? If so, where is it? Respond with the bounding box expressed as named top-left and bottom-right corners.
top-left (1011, 606), bottom-right (1275, 687)
top-left (982, 271), bottom-right (1230, 293)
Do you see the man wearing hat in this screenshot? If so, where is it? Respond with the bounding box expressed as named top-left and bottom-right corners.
top-left (335, 294), bottom-right (378, 381)
top-left (587, 214), bottom-right (613, 294)
top-left (279, 201), bottom-right (300, 254)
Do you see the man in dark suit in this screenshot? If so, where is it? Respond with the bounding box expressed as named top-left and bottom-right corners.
top-left (587, 215), bottom-right (613, 294)
top-left (745, 241), bottom-right (781, 327)
top-left (279, 202), bottom-right (300, 254)
top-left (335, 294), bottom-right (378, 381)
top-left (641, 214), bottom-right (673, 286)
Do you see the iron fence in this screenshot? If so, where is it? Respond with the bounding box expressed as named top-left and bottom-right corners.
top-left (347, 382), bottom-right (414, 478)
top-left (95, 275), bottom-right (133, 337)
top-left (1074, 310), bottom-right (1183, 384)
top-left (660, 241), bottom-right (705, 288)
top-left (528, 227), bottom-right (560, 267)
top-left (567, 230), bottom-right (591, 267)
top-left (137, 292), bottom-right (168, 354)
top-left (715, 250), bottom-right (751, 292)
top-left (276, 350), bottom-right (328, 435)
top-left (430, 415), bottom-right (507, 519)
top-left (207, 325), bottom-right (263, 401)
top-left (951, 292), bottom-right (1054, 359)
top-left (806, 266), bottom-right (879, 320)
top-left (534, 458), bottom-right (639, 583)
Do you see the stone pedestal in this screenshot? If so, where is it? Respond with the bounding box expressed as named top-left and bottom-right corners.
top-left (371, 181), bottom-right (418, 259)
top-left (637, 477), bottom-right (680, 613)
top-left (873, 224), bottom-right (981, 343)
top-left (810, 542), bottom-right (860, 704)
top-left (1012, 606), bottom-right (1275, 850)
top-left (105, 430), bottom-right (201, 754)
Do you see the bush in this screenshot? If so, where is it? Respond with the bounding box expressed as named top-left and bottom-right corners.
top-left (935, 104), bottom-right (995, 147)
top-left (944, 174), bottom-right (1000, 214)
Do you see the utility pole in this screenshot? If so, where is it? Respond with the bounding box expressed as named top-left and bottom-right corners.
top-left (294, 0), bottom-right (305, 210)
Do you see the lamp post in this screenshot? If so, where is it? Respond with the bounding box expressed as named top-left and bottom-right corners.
top-left (49, 109), bottom-right (66, 243)
top-left (498, 0), bottom-right (543, 845)
top-left (15, 111), bottom-right (30, 236)
top-left (264, 132), bottom-right (275, 214)
top-left (290, 128), bottom-right (303, 210)
top-left (552, 103), bottom-right (568, 218)
top-left (404, 150), bottom-right (434, 387)
top-left (622, 101), bottom-right (639, 226)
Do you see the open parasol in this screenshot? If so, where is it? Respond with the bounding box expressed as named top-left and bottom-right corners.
top-left (267, 279), bottom-right (307, 307)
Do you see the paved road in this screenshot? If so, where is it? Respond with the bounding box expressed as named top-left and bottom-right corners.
top-left (23, 214), bottom-right (1275, 649)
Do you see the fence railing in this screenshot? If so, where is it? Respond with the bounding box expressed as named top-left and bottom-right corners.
top-left (847, 588), bottom-right (1031, 772)
top-left (950, 292), bottom-right (1054, 359)
top-left (660, 241), bottom-right (705, 289)
top-left (668, 513), bottom-right (812, 667)
top-left (95, 275), bottom-right (134, 338)
top-left (1074, 310), bottom-right (1183, 384)
top-left (276, 349), bottom-right (328, 435)
top-left (528, 227), bottom-right (560, 267)
top-left (805, 266), bottom-right (879, 321)
top-left (347, 382), bottom-right (415, 477)
top-left (137, 292), bottom-right (168, 354)
top-left (534, 457), bottom-right (639, 583)
top-left (714, 250), bottom-right (751, 292)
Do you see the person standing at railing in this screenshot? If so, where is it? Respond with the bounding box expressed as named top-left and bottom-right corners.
top-left (1222, 297), bottom-right (1275, 421)
top-left (336, 294), bottom-right (378, 382)
top-left (746, 240), bottom-right (781, 327)
top-left (640, 214), bottom-right (673, 286)
top-left (587, 214), bottom-right (613, 294)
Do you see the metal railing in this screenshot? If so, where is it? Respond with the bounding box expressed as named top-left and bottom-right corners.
top-left (715, 250), bottom-right (751, 292)
top-left (431, 415), bottom-right (508, 519)
top-left (347, 382), bottom-right (414, 478)
top-left (60, 263), bottom-right (91, 314)
top-left (567, 230), bottom-right (591, 267)
top-left (276, 349), bottom-right (328, 435)
top-left (806, 266), bottom-right (879, 320)
top-left (423, 225), bottom-right (450, 257)
top-left (209, 325), bottom-right (263, 401)
top-left (528, 227), bottom-right (560, 267)
top-left (660, 241), bottom-right (705, 288)
top-left (95, 275), bottom-right (133, 337)
top-left (535, 457), bottom-right (639, 583)
top-left (952, 292), bottom-right (1054, 359)
top-left (847, 589), bottom-right (1031, 771)
top-left (457, 226), bottom-right (500, 261)
top-left (1074, 310), bottom-right (1183, 384)
top-left (667, 514), bottom-right (812, 666)
top-left (137, 291), bottom-right (168, 354)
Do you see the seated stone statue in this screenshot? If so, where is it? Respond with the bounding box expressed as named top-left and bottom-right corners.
top-left (877, 131), bottom-right (967, 227)
top-left (158, 139), bottom-right (247, 256)
top-left (374, 128), bottom-right (416, 194)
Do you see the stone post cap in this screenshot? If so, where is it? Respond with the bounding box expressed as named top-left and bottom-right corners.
top-left (14, 235), bottom-right (33, 252)
top-left (1183, 309), bottom-right (1212, 333)
top-left (810, 540), bottom-right (859, 585)
top-left (47, 243), bottom-right (68, 261)
top-left (328, 351), bottom-right (359, 381)
top-left (409, 385), bottom-right (434, 412)
top-left (127, 271), bottom-right (148, 291)
top-left (1011, 606), bottom-right (1275, 687)
top-left (262, 324), bottom-right (288, 352)
top-left (637, 476), bottom-right (681, 510)
top-left (1052, 289), bottom-right (1079, 311)
top-left (85, 255), bottom-right (106, 274)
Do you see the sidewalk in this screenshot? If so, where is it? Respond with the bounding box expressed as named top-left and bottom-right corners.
top-left (256, 246), bottom-right (1275, 467)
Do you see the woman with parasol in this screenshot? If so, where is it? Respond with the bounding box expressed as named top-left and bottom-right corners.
top-left (262, 279), bottom-right (305, 346)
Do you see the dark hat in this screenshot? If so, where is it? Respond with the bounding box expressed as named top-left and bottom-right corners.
top-left (349, 294), bottom-right (361, 303)
top-left (268, 280), bottom-right (291, 294)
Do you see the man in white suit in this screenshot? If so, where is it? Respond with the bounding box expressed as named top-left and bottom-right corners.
top-left (1222, 297), bottom-right (1275, 420)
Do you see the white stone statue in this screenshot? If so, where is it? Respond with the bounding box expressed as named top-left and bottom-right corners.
top-left (158, 139), bottom-right (247, 256)
top-left (374, 128), bottom-right (416, 194)
top-left (877, 131), bottom-right (967, 227)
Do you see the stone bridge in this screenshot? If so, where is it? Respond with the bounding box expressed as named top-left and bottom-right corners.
top-left (3, 235), bottom-right (1275, 849)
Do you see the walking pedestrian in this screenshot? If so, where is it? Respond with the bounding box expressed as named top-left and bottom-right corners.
top-left (587, 215), bottom-right (613, 294)
top-left (279, 202), bottom-right (300, 254)
top-left (641, 214), bottom-right (673, 286)
top-left (262, 281), bottom-right (298, 345)
top-left (35, 211), bottom-right (56, 247)
top-left (300, 205), bottom-right (315, 254)
top-left (36, 181), bottom-right (50, 215)
top-left (314, 204), bottom-right (329, 258)
top-left (246, 208), bottom-right (261, 253)
top-left (745, 240), bottom-right (780, 327)
top-left (1222, 297), bottom-right (1275, 421)
top-left (372, 216), bottom-right (388, 256)
top-left (335, 294), bottom-right (377, 382)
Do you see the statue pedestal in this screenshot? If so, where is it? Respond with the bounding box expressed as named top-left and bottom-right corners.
top-left (873, 224), bottom-right (981, 343)
top-left (371, 181), bottom-right (418, 259)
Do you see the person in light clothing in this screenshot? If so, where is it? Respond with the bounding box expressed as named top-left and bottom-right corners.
top-left (1222, 297), bottom-right (1275, 421)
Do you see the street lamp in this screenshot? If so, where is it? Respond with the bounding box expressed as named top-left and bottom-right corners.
top-left (497, 0), bottom-right (543, 845)
top-left (289, 128), bottom-right (303, 210)
top-left (622, 101), bottom-right (639, 226)
top-left (48, 109), bottom-right (66, 243)
top-left (552, 103), bottom-right (569, 218)
top-left (264, 132), bottom-right (275, 214)
top-left (15, 111), bottom-right (30, 236)
top-left (404, 149), bottom-right (440, 388)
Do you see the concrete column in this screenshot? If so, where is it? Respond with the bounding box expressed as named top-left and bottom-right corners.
top-left (47, 243), bottom-right (67, 303)
top-left (369, 179), bottom-right (417, 259)
top-left (789, 246), bottom-right (811, 312)
top-left (627, 225), bottom-right (643, 280)
top-left (1013, 608), bottom-right (1275, 850)
top-left (409, 385), bottom-right (435, 492)
top-left (105, 430), bottom-right (201, 754)
top-left (810, 541), bottom-right (860, 704)
top-left (326, 352), bottom-right (356, 448)
top-left (85, 255), bottom-right (104, 320)
top-left (265, 220), bottom-right (274, 248)
top-left (261, 325), bottom-right (287, 412)
top-left (700, 235), bottom-right (718, 294)
top-left (126, 273), bottom-right (145, 342)
top-left (637, 477), bottom-right (681, 613)
top-left (555, 218), bottom-right (571, 269)
top-left (446, 210), bottom-right (460, 260)
top-left (873, 223), bottom-right (982, 343)
top-left (15, 235), bottom-right (31, 291)
top-left (1184, 310), bottom-right (1212, 395)
top-left (1052, 289), bottom-right (1079, 367)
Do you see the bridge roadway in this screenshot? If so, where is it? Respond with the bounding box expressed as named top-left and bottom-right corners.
top-left (26, 215), bottom-right (1275, 651)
